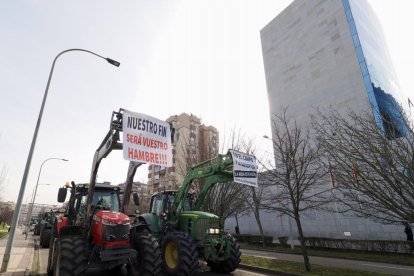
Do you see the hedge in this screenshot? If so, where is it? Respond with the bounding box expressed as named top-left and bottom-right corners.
top-left (233, 234), bottom-right (273, 244)
top-left (302, 237), bottom-right (413, 254)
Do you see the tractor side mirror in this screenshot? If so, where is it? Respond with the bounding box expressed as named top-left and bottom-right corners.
top-left (132, 193), bottom-right (140, 206)
top-left (57, 188), bottom-right (67, 203)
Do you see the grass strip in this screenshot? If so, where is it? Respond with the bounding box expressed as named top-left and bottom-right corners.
top-left (0, 225), bottom-right (8, 239)
top-left (241, 255), bottom-right (390, 276)
top-left (241, 243), bottom-right (414, 266)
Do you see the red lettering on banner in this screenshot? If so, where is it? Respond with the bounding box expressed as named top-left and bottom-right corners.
top-left (127, 148), bottom-right (168, 165)
top-left (128, 148), bottom-right (134, 159)
top-left (138, 150), bottom-right (144, 161)
top-left (126, 134), bottom-right (142, 145)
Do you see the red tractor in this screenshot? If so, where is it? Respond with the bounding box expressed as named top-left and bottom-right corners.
top-left (46, 110), bottom-right (162, 275)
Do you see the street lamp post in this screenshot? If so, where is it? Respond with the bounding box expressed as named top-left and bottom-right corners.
top-left (24, 183), bottom-right (50, 235)
top-left (25, 158), bottom-right (68, 239)
top-left (1, 49), bottom-right (120, 272)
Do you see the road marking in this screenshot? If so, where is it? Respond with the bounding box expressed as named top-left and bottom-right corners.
top-left (242, 254), bottom-right (278, 260)
top-left (238, 269), bottom-right (268, 276)
top-left (362, 263), bottom-right (414, 271)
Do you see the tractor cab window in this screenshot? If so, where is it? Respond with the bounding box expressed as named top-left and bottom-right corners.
top-left (151, 194), bottom-right (164, 216)
top-left (73, 195), bottom-right (88, 224)
top-left (175, 193), bottom-right (194, 212)
top-left (150, 192), bottom-right (177, 215)
top-left (182, 193), bottom-right (194, 211)
top-left (166, 194), bottom-right (175, 210)
top-left (78, 195), bottom-right (87, 215)
top-left (92, 190), bottom-right (120, 212)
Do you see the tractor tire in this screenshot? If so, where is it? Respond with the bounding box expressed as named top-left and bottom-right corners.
top-left (34, 225), bottom-right (40, 235)
top-left (53, 236), bottom-right (87, 276)
top-left (47, 224), bottom-right (58, 276)
top-left (162, 231), bottom-right (198, 276)
top-left (39, 225), bottom-right (44, 246)
top-left (41, 228), bottom-right (52, 248)
top-left (127, 232), bottom-right (162, 276)
top-left (207, 236), bottom-right (241, 274)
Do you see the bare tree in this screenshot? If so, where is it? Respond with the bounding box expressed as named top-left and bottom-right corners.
top-left (202, 182), bottom-right (248, 219)
top-left (261, 108), bottom-right (329, 272)
top-left (0, 165), bottom-right (7, 202)
top-left (239, 183), bottom-right (268, 245)
top-left (202, 128), bottom-right (250, 219)
top-left (234, 138), bottom-right (269, 246)
top-left (313, 108), bottom-right (414, 224)
top-left (0, 206), bottom-right (14, 227)
top-left (0, 135), bottom-right (5, 201)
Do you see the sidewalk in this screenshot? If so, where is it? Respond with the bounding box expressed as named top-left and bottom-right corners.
top-left (0, 228), bottom-right (34, 276)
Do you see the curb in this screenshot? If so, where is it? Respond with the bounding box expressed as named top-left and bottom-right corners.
top-left (28, 236), bottom-right (39, 276)
top-left (26, 235), bottom-right (35, 276)
top-left (239, 264), bottom-right (300, 276)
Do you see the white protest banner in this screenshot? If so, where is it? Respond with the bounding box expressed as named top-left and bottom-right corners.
top-left (230, 150), bottom-right (258, 187)
top-left (123, 110), bottom-right (172, 167)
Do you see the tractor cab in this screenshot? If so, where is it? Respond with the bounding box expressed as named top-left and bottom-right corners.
top-left (149, 190), bottom-right (195, 214)
top-left (58, 183), bottom-right (124, 227)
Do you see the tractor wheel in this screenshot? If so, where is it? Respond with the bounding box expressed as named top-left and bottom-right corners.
top-left (34, 224), bottom-right (40, 235)
top-left (162, 231), bottom-right (198, 276)
top-left (127, 232), bottom-right (162, 276)
top-left (39, 225), bottom-right (44, 246)
top-left (41, 228), bottom-right (52, 248)
top-left (47, 239), bottom-right (55, 276)
top-left (207, 236), bottom-right (241, 274)
top-left (47, 224), bottom-right (58, 276)
top-left (53, 236), bottom-right (87, 276)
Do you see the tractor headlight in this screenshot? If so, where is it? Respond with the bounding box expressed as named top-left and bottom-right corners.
top-left (208, 228), bottom-right (220, 234)
top-left (102, 219), bottom-right (130, 226)
top-left (102, 219), bottom-right (117, 226)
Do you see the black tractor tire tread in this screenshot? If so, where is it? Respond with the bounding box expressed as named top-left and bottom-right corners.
top-left (128, 232), bottom-right (162, 276)
top-left (54, 236), bottom-right (87, 276)
top-left (34, 225), bottom-right (40, 236)
top-left (208, 236), bottom-right (241, 274)
top-left (39, 225), bottom-right (44, 245)
top-left (41, 228), bottom-right (52, 248)
top-left (47, 224), bottom-right (58, 275)
top-left (162, 231), bottom-right (198, 276)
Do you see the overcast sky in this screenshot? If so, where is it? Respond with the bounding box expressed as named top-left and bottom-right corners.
top-left (1, 0), bottom-right (413, 205)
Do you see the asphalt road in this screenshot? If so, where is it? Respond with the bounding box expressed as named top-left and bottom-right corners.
top-left (37, 242), bottom-right (267, 276)
top-left (36, 238), bottom-right (414, 276)
top-left (242, 248), bottom-right (414, 276)
top-left (84, 267), bottom-right (267, 276)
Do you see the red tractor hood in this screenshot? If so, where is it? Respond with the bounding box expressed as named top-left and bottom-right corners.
top-left (95, 210), bottom-right (130, 224)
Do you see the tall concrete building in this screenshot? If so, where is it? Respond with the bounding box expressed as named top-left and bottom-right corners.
top-left (261, 0), bottom-right (409, 135)
top-left (118, 181), bottom-right (150, 215)
top-left (226, 0), bottom-right (408, 241)
top-left (148, 113), bottom-right (219, 195)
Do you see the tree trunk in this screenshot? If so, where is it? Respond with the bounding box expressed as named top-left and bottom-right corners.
top-left (252, 188), bottom-right (265, 247)
top-left (295, 214), bottom-right (311, 272)
top-left (234, 213), bottom-right (240, 234)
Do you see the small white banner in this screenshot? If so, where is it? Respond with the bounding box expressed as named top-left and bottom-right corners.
top-left (230, 150), bottom-right (258, 187)
top-left (123, 110), bottom-right (172, 167)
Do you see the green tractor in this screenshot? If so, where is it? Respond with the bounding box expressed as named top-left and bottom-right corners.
top-left (137, 151), bottom-right (252, 275)
top-left (33, 215), bottom-right (44, 236)
top-left (39, 208), bottom-right (66, 248)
